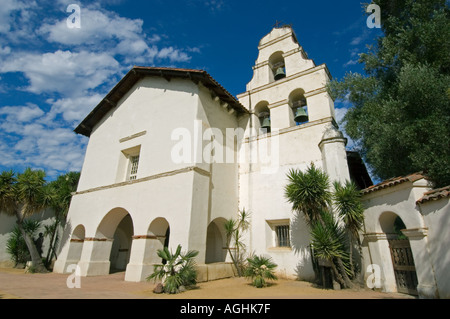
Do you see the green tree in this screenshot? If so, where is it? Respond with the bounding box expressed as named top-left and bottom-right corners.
top-left (44, 172), bottom-right (80, 267)
top-left (333, 180), bottom-right (365, 276)
top-left (0, 169), bottom-right (54, 273)
top-left (285, 164), bottom-right (355, 289)
top-left (6, 220), bottom-right (42, 267)
top-left (224, 209), bottom-right (250, 277)
top-left (328, 0), bottom-right (450, 187)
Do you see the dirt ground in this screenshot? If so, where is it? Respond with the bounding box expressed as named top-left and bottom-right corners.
top-left (0, 267), bottom-right (416, 300)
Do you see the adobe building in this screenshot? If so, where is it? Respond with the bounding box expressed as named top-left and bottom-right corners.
top-left (53, 26), bottom-right (365, 282)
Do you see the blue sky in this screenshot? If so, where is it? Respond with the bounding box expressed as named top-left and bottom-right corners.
top-left (0, 0), bottom-right (382, 179)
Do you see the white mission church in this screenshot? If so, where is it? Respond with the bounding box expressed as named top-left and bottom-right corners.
top-left (50, 26), bottom-right (363, 282)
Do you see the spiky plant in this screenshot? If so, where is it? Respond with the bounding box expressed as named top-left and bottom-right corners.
top-left (146, 244), bottom-right (199, 294)
top-left (6, 220), bottom-right (42, 267)
top-left (244, 255), bottom-right (278, 288)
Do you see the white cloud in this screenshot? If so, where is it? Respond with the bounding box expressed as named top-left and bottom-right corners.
top-left (0, 104), bottom-right (44, 122)
top-left (45, 94), bottom-right (104, 125)
top-left (0, 50), bottom-right (120, 96)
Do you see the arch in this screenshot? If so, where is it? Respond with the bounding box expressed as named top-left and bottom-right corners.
top-left (205, 218), bottom-right (227, 264)
top-left (289, 88), bottom-right (309, 125)
top-left (269, 51), bottom-right (286, 82)
top-left (65, 224), bottom-right (86, 267)
top-left (254, 101), bottom-right (271, 134)
top-left (148, 217), bottom-right (170, 263)
top-left (378, 211), bottom-right (419, 295)
top-left (96, 207), bottom-right (131, 239)
top-left (109, 214), bottom-right (134, 272)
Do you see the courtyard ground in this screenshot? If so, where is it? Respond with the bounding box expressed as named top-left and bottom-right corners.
top-left (0, 267), bottom-right (415, 300)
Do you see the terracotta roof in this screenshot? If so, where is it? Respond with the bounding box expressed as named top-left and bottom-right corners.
top-left (361, 172), bottom-right (425, 195)
top-left (74, 66), bottom-right (249, 137)
top-left (417, 186), bottom-right (450, 204)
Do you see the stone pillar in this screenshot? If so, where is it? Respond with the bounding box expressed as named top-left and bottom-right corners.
top-left (78, 237), bottom-right (113, 276)
top-left (125, 235), bottom-right (165, 282)
top-left (363, 233), bottom-right (397, 293)
top-left (402, 228), bottom-right (439, 299)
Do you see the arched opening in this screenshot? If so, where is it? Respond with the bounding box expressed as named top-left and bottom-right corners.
top-left (289, 89), bottom-right (308, 126)
top-left (94, 208), bottom-right (134, 274)
top-left (205, 218), bottom-right (227, 264)
top-left (65, 224), bottom-right (85, 267)
top-left (109, 214), bottom-right (134, 273)
top-left (379, 212), bottom-right (418, 296)
top-left (269, 51), bottom-right (286, 82)
top-left (148, 217), bottom-right (170, 264)
top-left (254, 101), bottom-right (271, 134)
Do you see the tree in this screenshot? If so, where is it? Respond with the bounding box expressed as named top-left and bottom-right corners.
top-left (328, 0), bottom-right (450, 187)
top-left (44, 172), bottom-right (80, 267)
top-left (285, 164), bottom-right (356, 289)
top-left (6, 220), bottom-right (42, 267)
top-left (224, 209), bottom-right (250, 277)
top-left (332, 180), bottom-right (365, 276)
top-left (0, 169), bottom-right (54, 273)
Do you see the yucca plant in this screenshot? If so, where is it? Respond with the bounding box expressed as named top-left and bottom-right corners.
top-left (244, 255), bottom-right (278, 288)
top-left (146, 244), bottom-right (199, 294)
top-left (6, 220), bottom-right (42, 267)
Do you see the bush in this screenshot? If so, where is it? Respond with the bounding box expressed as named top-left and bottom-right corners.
top-left (244, 255), bottom-right (278, 288)
top-left (146, 244), bottom-right (199, 294)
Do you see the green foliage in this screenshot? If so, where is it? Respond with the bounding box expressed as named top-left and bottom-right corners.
top-left (224, 209), bottom-right (251, 277)
top-left (285, 163), bottom-right (332, 225)
top-left (244, 255), bottom-right (278, 288)
top-left (328, 0), bottom-right (450, 187)
top-left (146, 244), bottom-right (199, 294)
top-left (6, 220), bottom-right (42, 266)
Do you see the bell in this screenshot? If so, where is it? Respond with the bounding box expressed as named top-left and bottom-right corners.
top-left (274, 67), bottom-right (286, 80)
top-left (294, 107), bottom-right (308, 123)
top-left (261, 117), bottom-right (271, 130)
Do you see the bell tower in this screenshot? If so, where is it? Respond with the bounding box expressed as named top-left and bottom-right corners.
top-left (237, 25), bottom-right (350, 183)
top-left (237, 26), bottom-right (351, 279)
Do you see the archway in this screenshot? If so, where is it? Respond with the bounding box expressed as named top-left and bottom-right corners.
top-left (109, 214), bottom-right (134, 273)
top-left (94, 207), bottom-right (134, 275)
top-left (148, 217), bottom-right (170, 264)
top-left (379, 212), bottom-right (418, 295)
top-left (65, 224), bottom-right (85, 268)
top-left (205, 218), bottom-right (227, 264)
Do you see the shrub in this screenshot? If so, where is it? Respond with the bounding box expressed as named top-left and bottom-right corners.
top-left (244, 255), bottom-right (278, 288)
top-left (146, 244), bottom-right (199, 294)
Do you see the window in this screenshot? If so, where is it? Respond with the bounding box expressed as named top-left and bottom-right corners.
top-left (266, 219), bottom-right (291, 249)
top-left (275, 225), bottom-right (291, 247)
top-left (128, 155), bottom-right (140, 181)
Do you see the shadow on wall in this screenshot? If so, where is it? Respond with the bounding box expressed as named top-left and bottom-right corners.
top-left (291, 212), bottom-right (315, 281)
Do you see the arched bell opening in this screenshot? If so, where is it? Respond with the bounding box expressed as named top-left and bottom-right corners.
top-left (289, 88), bottom-right (309, 126)
top-left (269, 51), bottom-right (286, 82)
top-left (254, 101), bottom-right (271, 134)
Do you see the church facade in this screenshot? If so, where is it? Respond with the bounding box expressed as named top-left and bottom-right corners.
top-left (53, 26), bottom-right (361, 282)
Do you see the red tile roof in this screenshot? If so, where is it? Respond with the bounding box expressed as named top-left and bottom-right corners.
top-left (361, 172), bottom-right (425, 195)
top-left (417, 186), bottom-right (450, 204)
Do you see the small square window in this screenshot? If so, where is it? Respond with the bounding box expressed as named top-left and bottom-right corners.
top-left (275, 225), bottom-right (291, 247)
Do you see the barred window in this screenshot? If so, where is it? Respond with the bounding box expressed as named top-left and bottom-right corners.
top-left (128, 155), bottom-right (140, 181)
top-left (275, 225), bottom-right (291, 247)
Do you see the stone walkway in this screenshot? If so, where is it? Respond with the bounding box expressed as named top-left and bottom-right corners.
top-left (0, 267), bottom-right (416, 299)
